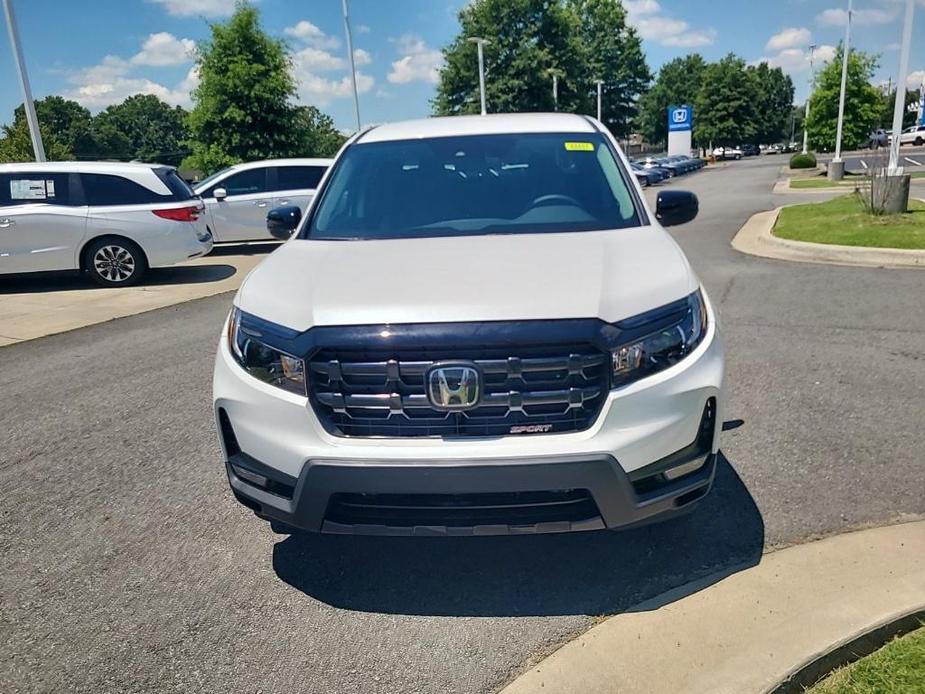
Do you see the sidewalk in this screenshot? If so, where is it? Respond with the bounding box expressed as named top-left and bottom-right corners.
top-left (0, 246), bottom-right (270, 346)
top-left (500, 521), bottom-right (925, 694)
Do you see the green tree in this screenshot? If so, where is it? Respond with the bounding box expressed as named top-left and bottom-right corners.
top-left (694, 54), bottom-right (758, 147)
top-left (0, 96), bottom-right (89, 162)
top-left (71, 121), bottom-right (134, 160)
top-left (434, 0), bottom-right (585, 116)
top-left (636, 54), bottom-right (706, 146)
top-left (0, 119), bottom-right (71, 162)
top-left (747, 62), bottom-right (794, 145)
top-left (877, 88), bottom-right (920, 130)
top-left (806, 45), bottom-right (882, 151)
top-left (185, 1), bottom-right (302, 173)
top-left (293, 105), bottom-right (347, 157)
top-left (567, 0), bottom-right (650, 136)
top-left (96, 94), bottom-right (189, 165)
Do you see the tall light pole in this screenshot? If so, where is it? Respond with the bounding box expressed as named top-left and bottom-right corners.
top-left (918, 78), bottom-right (925, 126)
top-left (553, 74), bottom-right (558, 111)
top-left (830, 0), bottom-right (852, 181)
top-left (595, 79), bottom-right (603, 122)
top-left (887, 0), bottom-right (915, 175)
top-left (2, 0), bottom-right (44, 161)
top-left (467, 38), bottom-right (490, 115)
top-left (802, 44), bottom-right (817, 155)
top-left (341, 0), bottom-right (361, 132)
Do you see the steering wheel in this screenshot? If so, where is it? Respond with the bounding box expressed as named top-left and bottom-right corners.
top-left (530, 194), bottom-right (582, 208)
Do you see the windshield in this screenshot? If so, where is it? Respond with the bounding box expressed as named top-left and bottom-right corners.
top-left (194, 166), bottom-right (233, 191)
top-left (305, 132), bottom-right (641, 240)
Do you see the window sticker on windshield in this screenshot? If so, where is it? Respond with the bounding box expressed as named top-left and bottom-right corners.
top-left (10, 179), bottom-right (51, 200)
top-left (564, 142), bottom-right (595, 152)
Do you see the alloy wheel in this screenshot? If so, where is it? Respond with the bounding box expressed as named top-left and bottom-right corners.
top-left (93, 245), bottom-right (136, 283)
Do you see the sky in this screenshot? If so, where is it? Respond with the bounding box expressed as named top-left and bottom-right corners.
top-left (0, 0), bottom-right (923, 132)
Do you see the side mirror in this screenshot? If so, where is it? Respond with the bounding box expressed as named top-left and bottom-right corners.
top-left (267, 205), bottom-right (302, 240)
top-left (656, 190), bottom-right (698, 227)
top-left (213, 187), bottom-right (227, 201)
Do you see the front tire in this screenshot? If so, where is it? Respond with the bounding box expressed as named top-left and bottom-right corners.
top-left (915, 137), bottom-right (923, 147)
top-left (84, 237), bottom-right (148, 287)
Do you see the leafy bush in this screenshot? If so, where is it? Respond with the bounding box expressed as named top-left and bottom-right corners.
top-left (789, 153), bottom-right (817, 169)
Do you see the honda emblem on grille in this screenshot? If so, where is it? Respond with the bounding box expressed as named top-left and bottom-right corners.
top-left (425, 363), bottom-right (481, 411)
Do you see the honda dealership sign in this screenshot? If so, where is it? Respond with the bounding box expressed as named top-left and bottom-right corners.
top-left (667, 104), bottom-right (693, 155)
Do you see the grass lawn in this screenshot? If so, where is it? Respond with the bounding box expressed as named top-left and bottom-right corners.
top-left (774, 194), bottom-right (925, 249)
top-left (806, 625), bottom-right (925, 694)
top-left (790, 178), bottom-right (856, 189)
top-left (790, 172), bottom-right (925, 189)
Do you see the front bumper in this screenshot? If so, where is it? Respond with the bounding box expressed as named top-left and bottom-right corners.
top-left (213, 302), bottom-right (724, 536)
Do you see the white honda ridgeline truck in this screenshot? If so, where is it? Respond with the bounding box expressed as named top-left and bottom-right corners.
top-left (212, 113), bottom-right (724, 536)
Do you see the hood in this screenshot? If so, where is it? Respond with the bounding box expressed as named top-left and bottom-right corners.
top-left (236, 227), bottom-right (698, 332)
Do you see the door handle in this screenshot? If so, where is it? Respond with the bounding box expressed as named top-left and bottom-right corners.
top-left (278, 200), bottom-right (290, 206)
top-left (255, 201), bottom-right (268, 208)
top-left (0, 219), bottom-right (14, 228)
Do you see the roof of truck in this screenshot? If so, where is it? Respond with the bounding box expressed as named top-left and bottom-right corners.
top-left (359, 113), bottom-right (599, 143)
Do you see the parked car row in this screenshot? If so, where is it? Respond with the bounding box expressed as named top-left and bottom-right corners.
top-left (631, 154), bottom-right (705, 186)
top-left (0, 157), bottom-right (333, 286)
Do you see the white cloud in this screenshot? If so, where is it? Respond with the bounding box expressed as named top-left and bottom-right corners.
top-left (908, 70), bottom-right (925, 89)
top-left (766, 27), bottom-right (811, 53)
top-left (356, 24), bottom-right (371, 34)
top-left (297, 71), bottom-right (374, 107)
top-left (287, 23), bottom-right (375, 106)
top-left (284, 20), bottom-right (340, 50)
top-left (387, 34), bottom-right (443, 84)
top-left (147, 0), bottom-right (236, 18)
top-left (63, 43), bottom-right (198, 110)
top-left (352, 48), bottom-right (372, 67)
top-left (817, 7), bottom-right (897, 27)
top-left (131, 32), bottom-right (195, 67)
top-left (625, 0), bottom-right (715, 47)
top-left (755, 43), bottom-right (837, 75)
top-left (294, 47), bottom-right (346, 72)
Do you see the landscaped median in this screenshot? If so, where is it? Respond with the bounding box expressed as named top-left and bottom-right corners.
top-left (732, 194), bottom-right (925, 268)
top-left (775, 194), bottom-right (925, 249)
top-left (778, 172), bottom-right (925, 193)
top-left (807, 624), bottom-right (925, 694)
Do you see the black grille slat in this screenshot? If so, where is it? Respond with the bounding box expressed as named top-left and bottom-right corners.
top-left (325, 490), bottom-right (600, 527)
top-left (308, 340), bottom-right (609, 438)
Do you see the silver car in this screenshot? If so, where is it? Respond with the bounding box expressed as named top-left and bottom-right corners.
top-left (194, 158), bottom-right (333, 243)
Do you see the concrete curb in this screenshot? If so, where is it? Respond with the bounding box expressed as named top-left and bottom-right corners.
top-left (499, 520), bottom-right (925, 694)
top-left (774, 176), bottom-right (925, 195)
top-left (731, 204), bottom-right (925, 269)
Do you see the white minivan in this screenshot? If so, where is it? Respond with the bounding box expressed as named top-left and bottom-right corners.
top-left (0, 161), bottom-right (212, 286)
top-left (194, 158), bottom-right (332, 243)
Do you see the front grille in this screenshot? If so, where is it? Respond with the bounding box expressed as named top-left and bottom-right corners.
top-left (325, 490), bottom-right (600, 528)
top-left (308, 343), bottom-right (610, 437)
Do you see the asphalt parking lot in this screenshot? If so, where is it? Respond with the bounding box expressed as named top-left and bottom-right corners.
top-left (1, 156), bottom-right (924, 694)
top-left (817, 143), bottom-right (925, 173)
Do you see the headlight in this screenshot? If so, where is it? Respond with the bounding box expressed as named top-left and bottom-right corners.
top-left (226, 308), bottom-right (306, 396)
top-left (611, 291), bottom-right (708, 386)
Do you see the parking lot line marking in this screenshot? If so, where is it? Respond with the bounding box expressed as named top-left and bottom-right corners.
top-left (904, 157), bottom-right (921, 166)
top-left (860, 160), bottom-right (869, 169)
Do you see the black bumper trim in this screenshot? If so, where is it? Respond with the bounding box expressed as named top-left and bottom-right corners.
top-left (225, 452), bottom-right (716, 536)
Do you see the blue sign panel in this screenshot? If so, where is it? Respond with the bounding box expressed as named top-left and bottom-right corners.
top-left (919, 93), bottom-right (924, 126)
top-left (667, 105), bottom-right (693, 132)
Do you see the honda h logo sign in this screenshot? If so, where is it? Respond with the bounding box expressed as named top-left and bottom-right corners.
top-left (425, 363), bottom-right (481, 411)
top-left (667, 105), bottom-right (692, 132)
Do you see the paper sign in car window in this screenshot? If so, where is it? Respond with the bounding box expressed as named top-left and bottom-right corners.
top-left (10, 179), bottom-right (48, 200)
top-left (564, 142), bottom-right (595, 152)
